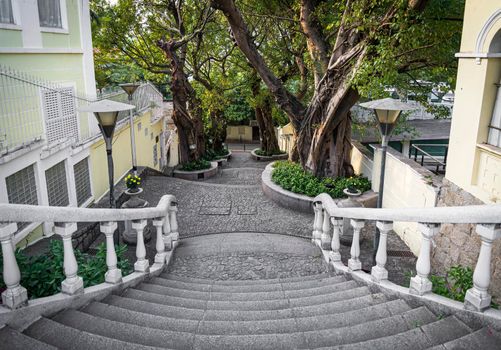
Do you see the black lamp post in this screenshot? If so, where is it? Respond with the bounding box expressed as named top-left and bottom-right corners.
top-left (359, 98), bottom-right (415, 259)
top-left (119, 83), bottom-right (140, 175)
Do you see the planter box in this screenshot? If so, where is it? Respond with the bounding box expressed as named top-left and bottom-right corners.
top-left (173, 161), bottom-right (218, 181)
top-left (251, 149), bottom-right (288, 161)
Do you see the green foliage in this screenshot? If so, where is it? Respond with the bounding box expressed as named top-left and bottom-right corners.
top-left (271, 161), bottom-right (371, 198)
top-left (203, 148), bottom-right (230, 161)
top-left (0, 240), bottom-right (131, 299)
top-left (125, 174), bottom-right (141, 190)
top-left (255, 149), bottom-right (286, 157)
top-left (180, 159), bottom-right (212, 171)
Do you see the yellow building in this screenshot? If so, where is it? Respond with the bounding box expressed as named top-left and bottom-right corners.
top-left (446, 1), bottom-right (501, 204)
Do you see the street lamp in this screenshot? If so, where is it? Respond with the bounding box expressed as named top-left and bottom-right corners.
top-left (80, 99), bottom-right (134, 211)
top-left (359, 98), bottom-right (415, 257)
top-left (120, 83), bottom-right (140, 175)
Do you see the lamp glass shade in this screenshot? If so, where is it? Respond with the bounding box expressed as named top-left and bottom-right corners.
top-left (120, 83), bottom-right (140, 96)
top-left (375, 109), bottom-right (400, 124)
top-left (95, 111), bottom-right (119, 127)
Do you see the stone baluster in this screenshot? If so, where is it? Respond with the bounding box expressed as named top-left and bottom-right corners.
top-left (348, 219), bottom-right (365, 271)
top-left (54, 222), bottom-right (84, 295)
top-left (0, 223), bottom-right (28, 309)
top-left (464, 224), bottom-right (501, 312)
top-left (133, 219), bottom-right (150, 273)
top-left (162, 210), bottom-right (172, 251)
top-left (312, 203), bottom-right (323, 245)
top-left (371, 221), bottom-right (393, 282)
top-left (320, 209), bottom-right (331, 250)
top-left (169, 205), bottom-right (179, 245)
top-left (100, 221), bottom-right (122, 284)
top-left (410, 223), bottom-right (440, 295)
top-left (329, 217), bottom-right (343, 263)
top-left (153, 217), bottom-right (168, 264)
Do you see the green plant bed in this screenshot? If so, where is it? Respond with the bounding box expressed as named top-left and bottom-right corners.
top-left (271, 160), bottom-right (371, 198)
top-left (179, 159), bottom-right (212, 171)
top-left (0, 240), bottom-right (132, 299)
top-left (203, 148), bottom-right (230, 161)
top-left (255, 149), bottom-right (286, 157)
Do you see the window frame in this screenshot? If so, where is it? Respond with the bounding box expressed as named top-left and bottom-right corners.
top-left (0, 0), bottom-right (21, 30)
top-left (37, 0), bottom-right (68, 34)
top-left (487, 83), bottom-right (501, 149)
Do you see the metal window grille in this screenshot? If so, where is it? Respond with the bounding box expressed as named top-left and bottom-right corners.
top-left (74, 158), bottom-right (92, 206)
top-left (45, 161), bottom-right (69, 206)
top-left (153, 144), bottom-right (158, 166)
top-left (41, 87), bottom-right (79, 145)
top-left (6, 164), bottom-right (38, 231)
top-left (488, 84), bottom-right (501, 148)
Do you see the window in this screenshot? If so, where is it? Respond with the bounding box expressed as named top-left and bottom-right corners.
top-left (38, 0), bottom-right (62, 28)
top-left (153, 144), bottom-right (158, 166)
top-left (0, 0), bottom-right (14, 24)
top-left (45, 161), bottom-right (69, 206)
top-left (488, 83), bottom-right (501, 148)
top-left (74, 158), bottom-right (92, 206)
top-left (6, 165), bottom-right (38, 232)
top-left (41, 87), bottom-right (79, 145)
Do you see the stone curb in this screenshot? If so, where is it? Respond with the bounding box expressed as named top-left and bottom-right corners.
top-left (261, 162), bottom-right (314, 213)
top-left (173, 161), bottom-right (218, 181)
top-left (250, 149), bottom-right (288, 161)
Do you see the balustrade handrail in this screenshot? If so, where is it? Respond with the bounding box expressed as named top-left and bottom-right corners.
top-left (0, 195), bottom-right (176, 223)
top-left (314, 193), bottom-right (501, 224)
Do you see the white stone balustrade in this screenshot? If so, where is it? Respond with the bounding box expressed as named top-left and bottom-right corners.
top-left (54, 222), bottom-right (84, 295)
top-left (320, 209), bottom-right (331, 250)
top-left (329, 217), bottom-right (343, 263)
top-left (163, 211), bottom-right (172, 251)
top-left (169, 205), bottom-right (179, 244)
top-left (348, 219), bottom-right (364, 271)
top-left (100, 221), bottom-right (122, 284)
top-left (371, 221), bottom-right (392, 283)
top-left (0, 222), bottom-right (28, 309)
top-left (464, 224), bottom-right (501, 312)
top-left (312, 203), bottom-right (323, 244)
top-left (410, 223), bottom-right (440, 295)
top-left (133, 219), bottom-right (149, 273)
top-left (153, 217), bottom-right (168, 264)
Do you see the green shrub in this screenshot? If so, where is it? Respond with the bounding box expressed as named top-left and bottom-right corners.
top-left (0, 240), bottom-right (132, 299)
top-left (255, 149), bottom-right (286, 157)
top-left (271, 161), bottom-right (371, 198)
top-left (180, 159), bottom-right (211, 171)
top-left (203, 148), bottom-right (230, 161)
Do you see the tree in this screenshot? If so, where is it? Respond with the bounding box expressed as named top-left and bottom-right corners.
top-left (211, 0), bottom-right (463, 177)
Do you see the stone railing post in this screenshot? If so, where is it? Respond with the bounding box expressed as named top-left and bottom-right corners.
top-left (153, 217), bottom-right (168, 264)
top-left (0, 222), bottom-right (28, 309)
top-left (100, 221), bottom-right (122, 284)
top-left (320, 209), bottom-right (331, 250)
top-left (410, 223), bottom-right (440, 295)
top-left (133, 219), bottom-right (149, 273)
top-left (54, 222), bottom-right (84, 295)
top-left (169, 205), bottom-right (179, 244)
top-left (371, 221), bottom-right (393, 282)
top-left (348, 219), bottom-right (365, 271)
top-left (464, 224), bottom-right (501, 312)
top-left (312, 203), bottom-right (323, 244)
top-left (329, 217), bottom-right (343, 263)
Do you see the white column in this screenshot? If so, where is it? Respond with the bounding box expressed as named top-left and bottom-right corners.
top-left (312, 203), bottom-right (320, 242)
top-left (410, 223), bottom-right (440, 295)
top-left (169, 205), bottom-right (179, 243)
top-left (329, 217), bottom-right (343, 263)
top-left (372, 221), bottom-right (393, 282)
top-left (0, 223), bottom-right (28, 309)
top-left (133, 219), bottom-right (150, 273)
top-left (54, 222), bottom-right (84, 295)
top-left (312, 203), bottom-right (323, 245)
top-left (320, 209), bottom-right (331, 250)
top-left (464, 224), bottom-right (501, 312)
top-left (153, 217), bottom-right (168, 264)
top-left (100, 221), bottom-right (122, 284)
top-left (348, 219), bottom-right (365, 271)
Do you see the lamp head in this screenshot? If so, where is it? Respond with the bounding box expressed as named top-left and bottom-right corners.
top-left (119, 83), bottom-right (140, 97)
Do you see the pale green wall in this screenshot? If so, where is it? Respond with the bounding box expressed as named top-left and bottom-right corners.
top-left (0, 29), bottom-right (23, 48)
top-left (41, 0), bottom-right (82, 49)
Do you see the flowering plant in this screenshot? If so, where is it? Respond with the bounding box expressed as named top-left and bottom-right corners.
top-left (125, 174), bottom-right (141, 190)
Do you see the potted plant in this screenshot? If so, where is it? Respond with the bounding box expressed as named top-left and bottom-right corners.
top-left (125, 174), bottom-right (143, 195)
top-left (122, 173), bottom-right (150, 244)
top-left (343, 185), bottom-right (361, 197)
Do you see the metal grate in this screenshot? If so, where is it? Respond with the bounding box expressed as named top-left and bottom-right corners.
top-left (153, 144), bottom-right (158, 166)
top-left (41, 87), bottom-right (79, 145)
top-left (45, 161), bottom-right (69, 206)
top-left (6, 164), bottom-right (38, 231)
top-left (74, 158), bottom-right (92, 206)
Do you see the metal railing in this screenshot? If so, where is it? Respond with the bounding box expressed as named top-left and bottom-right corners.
top-left (410, 143), bottom-right (449, 174)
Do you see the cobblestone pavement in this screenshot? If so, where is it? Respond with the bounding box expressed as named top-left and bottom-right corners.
top-left (167, 232), bottom-right (330, 280)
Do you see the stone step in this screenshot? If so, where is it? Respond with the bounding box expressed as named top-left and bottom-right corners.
top-left (439, 326), bottom-right (501, 349)
top-left (161, 272), bottom-right (336, 285)
top-left (142, 278), bottom-right (358, 301)
top-left (83, 299), bottom-right (410, 336)
top-left (104, 292), bottom-right (387, 322)
top-left (126, 284), bottom-right (370, 311)
top-left (152, 274), bottom-right (348, 293)
top-left (0, 326), bottom-right (57, 350)
top-left (23, 317), bottom-right (165, 350)
top-left (52, 309), bottom-right (194, 349)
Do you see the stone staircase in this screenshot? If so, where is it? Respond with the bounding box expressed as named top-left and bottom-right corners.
top-left (2, 271), bottom-right (500, 349)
